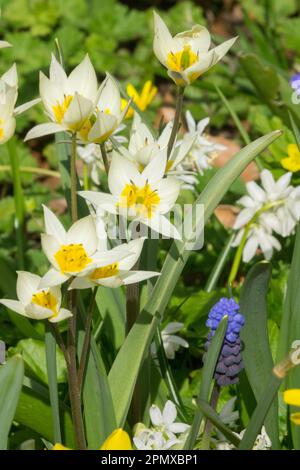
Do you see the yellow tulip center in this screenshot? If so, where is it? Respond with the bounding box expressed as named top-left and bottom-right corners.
top-left (89, 263), bottom-right (119, 280)
top-left (118, 183), bottom-right (160, 218)
top-left (52, 95), bottom-right (73, 123)
top-left (54, 244), bottom-right (92, 273)
top-left (31, 290), bottom-right (57, 315)
top-left (166, 45), bottom-right (198, 72)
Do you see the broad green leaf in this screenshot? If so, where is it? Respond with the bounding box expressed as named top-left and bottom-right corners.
top-left (80, 332), bottom-right (117, 449)
top-left (13, 338), bottom-right (67, 385)
top-left (240, 262), bottom-right (279, 448)
top-left (96, 286), bottom-right (125, 353)
top-left (0, 355), bottom-right (24, 449)
top-left (184, 317), bottom-right (228, 449)
top-left (15, 377), bottom-right (74, 448)
top-left (109, 130), bottom-right (282, 427)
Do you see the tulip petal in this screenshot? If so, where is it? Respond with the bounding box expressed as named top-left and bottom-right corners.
top-left (142, 214), bottom-right (181, 240)
top-left (63, 92), bottom-right (93, 130)
top-left (153, 11), bottom-right (173, 66)
top-left (78, 190), bottom-right (118, 214)
top-left (15, 98), bottom-right (41, 116)
top-left (118, 237), bottom-right (146, 270)
top-left (120, 270), bottom-right (160, 285)
top-left (68, 277), bottom-right (94, 290)
top-left (108, 152), bottom-right (142, 195)
top-left (66, 215), bottom-right (97, 255)
top-left (16, 271), bottom-right (41, 305)
top-left (39, 268), bottom-right (69, 288)
top-left (49, 307), bottom-right (73, 323)
top-left (43, 205), bottom-right (66, 243)
top-left (156, 177), bottom-right (181, 214)
top-left (24, 122), bottom-right (67, 141)
top-left (68, 54), bottom-right (98, 102)
top-left (0, 299), bottom-right (26, 316)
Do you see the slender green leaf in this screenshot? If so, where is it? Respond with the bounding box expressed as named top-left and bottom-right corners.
top-left (240, 262), bottom-right (279, 448)
top-left (184, 317), bottom-right (228, 449)
top-left (205, 233), bottom-right (235, 293)
top-left (277, 222), bottom-right (300, 448)
top-left (197, 399), bottom-right (241, 448)
top-left (154, 329), bottom-right (188, 422)
top-left (0, 355), bottom-right (24, 449)
top-left (215, 85), bottom-right (250, 146)
top-left (238, 374), bottom-right (282, 450)
top-left (109, 131), bottom-right (282, 427)
top-left (45, 324), bottom-right (61, 443)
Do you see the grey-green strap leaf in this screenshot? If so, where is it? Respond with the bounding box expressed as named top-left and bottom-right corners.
top-left (0, 355), bottom-right (24, 449)
top-left (240, 261), bottom-right (279, 448)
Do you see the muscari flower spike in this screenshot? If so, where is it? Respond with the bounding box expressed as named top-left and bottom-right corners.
top-left (205, 297), bottom-right (245, 387)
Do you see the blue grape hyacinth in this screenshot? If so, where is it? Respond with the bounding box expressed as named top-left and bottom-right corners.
top-left (205, 297), bottom-right (245, 387)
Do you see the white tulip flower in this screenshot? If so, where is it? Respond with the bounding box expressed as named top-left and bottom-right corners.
top-left (120, 112), bottom-right (195, 173)
top-left (69, 237), bottom-right (159, 290)
top-left (40, 206), bottom-right (131, 288)
top-left (25, 54), bottom-right (98, 140)
top-left (0, 64), bottom-right (40, 144)
top-left (153, 11), bottom-right (237, 86)
top-left (79, 151), bottom-right (181, 239)
top-left (78, 74), bottom-right (128, 144)
top-left (0, 271), bottom-right (72, 323)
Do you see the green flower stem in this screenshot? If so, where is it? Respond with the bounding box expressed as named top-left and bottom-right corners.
top-left (167, 86), bottom-right (184, 159)
top-left (70, 133), bottom-right (78, 222)
top-left (200, 383), bottom-right (220, 450)
top-left (0, 165), bottom-right (60, 178)
top-left (66, 132), bottom-right (86, 450)
top-left (228, 224), bottom-right (251, 286)
top-left (77, 287), bottom-right (98, 391)
top-left (100, 143), bottom-right (110, 176)
top-left (7, 137), bottom-right (25, 269)
top-left (83, 162), bottom-right (90, 191)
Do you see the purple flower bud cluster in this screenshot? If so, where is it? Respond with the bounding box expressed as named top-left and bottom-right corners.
top-left (205, 297), bottom-right (245, 387)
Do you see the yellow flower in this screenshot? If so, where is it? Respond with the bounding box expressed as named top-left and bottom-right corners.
top-left (52, 428), bottom-right (132, 450)
top-left (121, 80), bottom-right (157, 119)
top-left (283, 389), bottom-right (300, 425)
top-left (281, 144), bottom-right (300, 172)
top-left (100, 429), bottom-right (132, 450)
